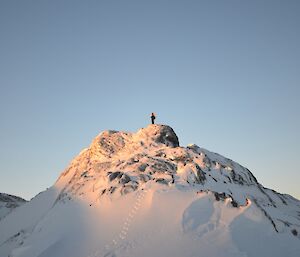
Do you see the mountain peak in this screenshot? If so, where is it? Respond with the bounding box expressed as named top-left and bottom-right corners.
top-left (52, 125), bottom-right (300, 241)
top-left (135, 124), bottom-right (179, 148)
top-left (88, 124), bottom-right (179, 160)
top-left (1, 126), bottom-right (300, 257)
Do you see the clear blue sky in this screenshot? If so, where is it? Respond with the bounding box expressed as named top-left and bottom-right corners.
top-left (0, 0), bottom-right (299, 200)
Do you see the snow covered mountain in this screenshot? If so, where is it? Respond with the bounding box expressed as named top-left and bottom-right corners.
top-left (1, 124), bottom-right (300, 257)
top-left (0, 193), bottom-right (26, 221)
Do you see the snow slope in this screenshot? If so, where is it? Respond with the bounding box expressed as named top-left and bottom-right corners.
top-left (1, 124), bottom-right (300, 257)
top-left (0, 193), bottom-right (26, 221)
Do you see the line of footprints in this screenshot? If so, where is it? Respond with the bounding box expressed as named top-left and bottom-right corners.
top-left (89, 188), bottom-right (148, 257)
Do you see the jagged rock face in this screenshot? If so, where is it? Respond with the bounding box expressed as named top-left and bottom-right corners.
top-left (0, 193), bottom-right (27, 220)
top-left (90, 130), bottom-right (130, 158)
top-left (55, 125), bottom-right (300, 238)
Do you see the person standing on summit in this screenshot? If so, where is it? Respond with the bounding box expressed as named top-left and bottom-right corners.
top-left (151, 112), bottom-right (156, 124)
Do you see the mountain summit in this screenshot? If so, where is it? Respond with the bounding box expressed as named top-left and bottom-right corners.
top-left (1, 125), bottom-right (300, 257)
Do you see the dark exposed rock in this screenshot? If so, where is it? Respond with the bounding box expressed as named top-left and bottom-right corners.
top-left (109, 186), bottom-right (116, 194)
top-left (230, 170), bottom-right (246, 185)
top-left (151, 159), bottom-right (175, 173)
top-left (231, 199), bottom-right (239, 208)
top-left (155, 178), bottom-right (169, 185)
top-left (245, 168), bottom-right (259, 184)
top-left (171, 174), bottom-right (175, 184)
top-left (291, 229), bottom-right (298, 236)
top-left (155, 151), bottom-right (167, 158)
top-left (171, 155), bottom-right (189, 162)
top-left (154, 126), bottom-right (179, 147)
top-left (131, 157), bottom-right (139, 163)
top-left (108, 171), bottom-right (123, 181)
top-left (214, 192), bottom-right (227, 201)
top-left (93, 131), bottom-right (127, 157)
top-left (0, 193), bottom-right (26, 203)
top-left (138, 163), bottom-right (148, 172)
top-left (213, 192), bottom-right (239, 208)
top-left (194, 164), bottom-right (206, 184)
top-left (139, 174), bottom-right (151, 183)
top-left (81, 171), bottom-right (88, 178)
top-left (120, 174), bottom-right (131, 184)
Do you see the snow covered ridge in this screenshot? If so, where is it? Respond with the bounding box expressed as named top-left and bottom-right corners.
top-left (55, 124), bottom-right (300, 237)
top-left (0, 193), bottom-right (27, 220)
top-left (1, 124), bottom-right (300, 257)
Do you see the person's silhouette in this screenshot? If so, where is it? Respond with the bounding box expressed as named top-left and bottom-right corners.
top-left (151, 113), bottom-right (156, 124)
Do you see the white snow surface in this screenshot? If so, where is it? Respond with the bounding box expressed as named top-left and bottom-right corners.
top-left (1, 124), bottom-right (300, 257)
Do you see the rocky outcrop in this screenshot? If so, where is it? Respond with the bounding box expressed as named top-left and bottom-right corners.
top-left (0, 193), bottom-right (27, 220)
top-left (135, 124), bottom-right (179, 147)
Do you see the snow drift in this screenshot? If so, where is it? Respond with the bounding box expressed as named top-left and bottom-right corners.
top-left (1, 124), bottom-right (300, 257)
